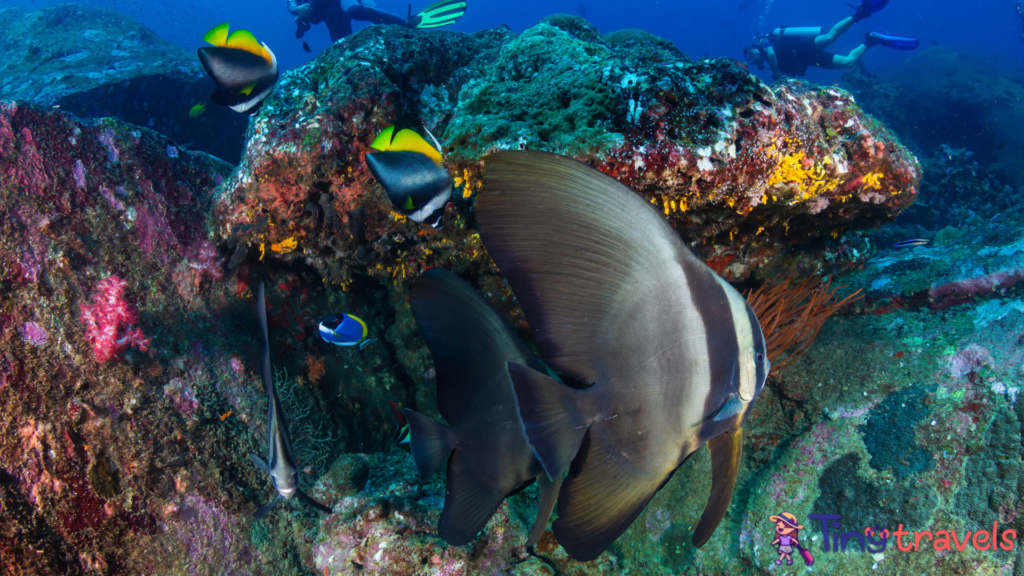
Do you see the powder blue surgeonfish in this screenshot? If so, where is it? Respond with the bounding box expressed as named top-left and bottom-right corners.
top-left (402, 268), bottom-right (562, 547)
top-left (474, 150), bottom-right (770, 561)
top-left (318, 313), bottom-right (377, 350)
top-left (252, 283), bottom-right (332, 520)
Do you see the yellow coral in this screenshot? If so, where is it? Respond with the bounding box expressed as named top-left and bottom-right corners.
top-left (271, 236), bottom-right (298, 254)
top-left (862, 172), bottom-right (884, 190)
top-left (767, 151), bottom-right (842, 202)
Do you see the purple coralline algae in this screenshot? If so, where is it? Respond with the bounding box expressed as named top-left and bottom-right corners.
top-left (18, 321), bottom-right (48, 347)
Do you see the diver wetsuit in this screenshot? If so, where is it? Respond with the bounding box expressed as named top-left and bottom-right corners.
top-left (289, 0), bottom-right (408, 43)
top-left (769, 27), bottom-right (838, 76)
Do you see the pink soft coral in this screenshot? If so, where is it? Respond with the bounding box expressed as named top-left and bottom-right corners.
top-left (80, 276), bottom-right (151, 362)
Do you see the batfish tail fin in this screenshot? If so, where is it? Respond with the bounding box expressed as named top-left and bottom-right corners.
top-left (404, 408), bottom-right (456, 482)
top-left (692, 427), bottom-right (743, 547)
top-left (506, 361), bottom-right (590, 481)
top-left (438, 448), bottom-right (506, 545)
top-left (527, 473), bottom-right (563, 546)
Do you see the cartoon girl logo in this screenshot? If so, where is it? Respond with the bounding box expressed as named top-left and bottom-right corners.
top-left (769, 512), bottom-right (814, 566)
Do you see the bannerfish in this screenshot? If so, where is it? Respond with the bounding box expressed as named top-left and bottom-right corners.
top-left (251, 282), bottom-right (332, 519)
top-left (302, 41), bottom-right (311, 53)
top-left (318, 312), bottom-right (377, 350)
top-left (365, 125), bottom-right (451, 228)
top-left (389, 400), bottom-right (412, 452)
top-left (403, 267), bottom-right (562, 546)
top-left (197, 22), bottom-right (279, 115)
top-left (475, 151), bottom-right (770, 561)
top-left (893, 238), bottom-right (929, 248)
top-left (188, 103), bottom-right (207, 119)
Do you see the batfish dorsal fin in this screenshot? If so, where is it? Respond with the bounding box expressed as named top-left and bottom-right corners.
top-left (692, 427), bottom-right (743, 547)
top-left (438, 449), bottom-right (507, 545)
top-left (203, 22), bottom-right (230, 46)
top-left (476, 150), bottom-right (700, 385)
top-left (411, 268), bottom-right (545, 427)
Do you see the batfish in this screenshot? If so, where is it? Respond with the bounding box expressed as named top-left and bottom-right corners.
top-left (474, 150), bottom-right (769, 560)
top-left (403, 267), bottom-right (562, 546)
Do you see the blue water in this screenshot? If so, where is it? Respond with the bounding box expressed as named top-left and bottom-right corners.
top-left (3, 0), bottom-right (1022, 80)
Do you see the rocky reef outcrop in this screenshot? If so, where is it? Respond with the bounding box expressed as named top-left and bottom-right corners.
top-left (0, 3), bottom-right (248, 163)
top-left (213, 14), bottom-right (920, 283)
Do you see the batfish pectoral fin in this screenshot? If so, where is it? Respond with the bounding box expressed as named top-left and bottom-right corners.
top-left (251, 454), bottom-right (270, 473)
top-left (712, 393), bottom-right (744, 422)
top-left (527, 473), bottom-right (563, 547)
top-left (254, 493), bottom-right (281, 520)
top-left (692, 426), bottom-right (744, 548)
top-left (295, 489), bottom-right (332, 514)
top-left (438, 448), bottom-right (508, 546)
top-left (403, 408), bottom-right (456, 482)
top-left (506, 362), bottom-right (590, 481)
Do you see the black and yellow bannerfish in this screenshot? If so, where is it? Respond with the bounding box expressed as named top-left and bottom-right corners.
top-left (365, 125), bottom-right (452, 227)
top-left (197, 22), bottom-right (279, 115)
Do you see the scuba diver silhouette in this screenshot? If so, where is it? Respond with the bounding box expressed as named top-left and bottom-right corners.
top-left (289, 0), bottom-right (466, 43)
top-left (743, 0), bottom-right (918, 80)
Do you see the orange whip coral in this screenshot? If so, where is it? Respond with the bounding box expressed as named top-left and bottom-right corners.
top-left (745, 274), bottom-right (863, 373)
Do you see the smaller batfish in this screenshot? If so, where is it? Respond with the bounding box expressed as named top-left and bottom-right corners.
top-left (403, 268), bottom-right (562, 546)
top-left (318, 312), bottom-right (377, 349)
top-left (252, 282), bottom-right (332, 520)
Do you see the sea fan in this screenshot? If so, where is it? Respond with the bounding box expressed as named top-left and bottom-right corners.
top-left (745, 274), bottom-right (863, 373)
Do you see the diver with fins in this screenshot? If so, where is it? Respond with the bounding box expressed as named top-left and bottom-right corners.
top-left (289, 0), bottom-right (467, 44)
top-left (743, 0), bottom-right (919, 80)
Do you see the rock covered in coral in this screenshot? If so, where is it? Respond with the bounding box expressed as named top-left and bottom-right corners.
top-left (0, 4), bottom-right (248, 162)
top-left (0, 100), bottom-right (290, 574)
top-left (213, 15), bottom-right (919, 282)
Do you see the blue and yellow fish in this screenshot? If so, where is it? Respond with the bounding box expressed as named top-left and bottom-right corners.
top-left (318, 313), bottom-right (377, 349)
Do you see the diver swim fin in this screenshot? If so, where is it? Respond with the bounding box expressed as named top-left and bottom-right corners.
top-left (406, 0), bottom-right (466, 28)
top-left (851, 0), bottom-right (888, 22)
top-left (865, 31), bottom-right (919, 50)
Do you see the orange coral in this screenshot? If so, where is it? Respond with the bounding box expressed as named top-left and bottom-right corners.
top-left (305, 354), bottom-right (326, 385)
top-left (745, 274), bottom-right (863, 374)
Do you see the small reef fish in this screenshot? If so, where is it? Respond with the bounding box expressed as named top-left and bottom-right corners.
top-left (365, 125), bottom-right (451, 228)
top-left (318, 312), bottom-right (377, 349)
top-left (475, 151), bottom-right (770, 561)
top-left (188, 103), bottom-right (207, 119)
top-left (403, 268), bottom-right (562, 546)
top-left (197, 22), bottom-right (279, 115)
top-left (302, 41), bottom-right (311, 53)
top-left (893, 238), bottom-right (929, 248)
top-left (251, 283), bottom-right (332, 520)
top-left (388, 400), bottom-right (411, 452)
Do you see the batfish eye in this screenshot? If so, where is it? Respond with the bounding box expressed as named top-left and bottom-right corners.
top-left (756, 352), bottom-right (764, 363)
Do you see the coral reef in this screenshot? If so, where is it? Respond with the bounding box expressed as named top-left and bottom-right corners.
top-left (213, 15), bottom-right (919, 283)
top-left (0, 3), bottom-right (247, 162)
